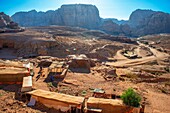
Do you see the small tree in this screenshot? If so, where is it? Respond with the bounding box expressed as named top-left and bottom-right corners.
top-left (121, 88), bottom-right (141, 107)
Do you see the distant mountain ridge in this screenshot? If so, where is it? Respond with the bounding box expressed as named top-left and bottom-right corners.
top-left (12, 4), bottom-right (100, 29)
top-left (11, 4), bottom-right (170, 37)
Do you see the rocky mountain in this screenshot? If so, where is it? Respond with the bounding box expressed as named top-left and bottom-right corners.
top-left (11, 5), bottom-right (170, 37)
top-left (101, 9), bottom-right (170, 37)
top-left (128, 9), bottom-right (155, 28)
top-left (12, 4), bottom-right (101, 29)
top-left (101, 18), bottom-right (127, 25)
top-left (0, 12), bottom-right (24, 33)
top-left (0, 12), bottom-right (20, 29)
top-left (128, 9), bottom-right (170, 36)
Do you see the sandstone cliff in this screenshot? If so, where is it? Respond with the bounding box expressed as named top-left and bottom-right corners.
top-left (128, 9), bottom-right (155, 28)
top-left (11, 5), bottom-right (170, 37)
top-left (129, 10), bottom-right (170, 36)
top-left (100, 9), bottom-right (170, 37)
top-left (12, 4), bottom-right (101, 29)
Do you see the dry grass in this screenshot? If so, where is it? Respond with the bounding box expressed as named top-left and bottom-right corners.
top-left (125, 72), bottom-right (138, 79)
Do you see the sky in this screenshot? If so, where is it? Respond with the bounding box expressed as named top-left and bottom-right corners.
top-left (0, 0), bottom-right (170, 20)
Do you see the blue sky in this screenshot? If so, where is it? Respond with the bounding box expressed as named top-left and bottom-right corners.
top-left (0, 0), bottom-right (170, 20)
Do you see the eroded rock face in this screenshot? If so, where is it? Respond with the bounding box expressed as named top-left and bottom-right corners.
top-left (0, 12), bottom-right (19, 29)
top-left (128, 9), bottom-right (155, 28)
top-left (128, 9), bottom-right (170, 36)
top-left (59, 4), bottom-right (100, 28)
top-left (12, 4), bottom-right (101, 29)
top-left (100, 9), bottom-right (170, 37)
top-left (100, 20), bottom-right (121, 35)
top-left (11, 7), bottom-right (170, 37)
top-left (0, 12), bottom-right (24, 33)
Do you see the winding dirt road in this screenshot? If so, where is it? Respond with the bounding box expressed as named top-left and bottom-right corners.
top-left (106, 41), bottom-right (169, 67)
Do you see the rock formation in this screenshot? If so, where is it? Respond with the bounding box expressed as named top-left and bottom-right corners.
top-left (0, 12), bottom-right (19, 29)
top-left (12, 4), bottom-right (101, 29)
top-left (100, 20), bottom-right (121, 35)
top-left (100, 9), bottom-right (170, 37)
top-left (128, 9), bottom-right (155, 28)
top-left (11, 5), bottom-right (170, 37)
top-left (0, 12), bottom-right (23, 33)
top-left (128, 9), bottom-right (170, 36)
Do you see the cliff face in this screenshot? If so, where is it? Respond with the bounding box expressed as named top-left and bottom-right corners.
top-left (129, 10), bottom-right (170, 36)
top-left (0, 12), bottom-right (19, 29)
top-left (100, 20), bottom-right (121, 35)
top-left (128, 9), bottom-right (155, 28)
top-left (100, 9), bottom-right (170, 37)
top-left (0, 12), bottom-right (24, 33)
top-left (12, 5), bottom-right (170, 37)
top-left (12, 4), bottom-right (101, 29)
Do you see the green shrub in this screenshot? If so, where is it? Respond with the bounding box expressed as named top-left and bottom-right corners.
top-left (121, 88), bottom-right (141, 107)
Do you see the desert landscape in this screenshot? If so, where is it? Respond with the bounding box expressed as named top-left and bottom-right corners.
top-left (0, 2), bottom-right (170, 113)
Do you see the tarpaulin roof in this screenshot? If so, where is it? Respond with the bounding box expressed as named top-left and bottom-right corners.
top-left (27, 89), bottom-right (85, 106)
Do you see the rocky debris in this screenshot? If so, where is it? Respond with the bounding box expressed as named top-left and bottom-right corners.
top-left (12, 4), bottom-right (101, 29)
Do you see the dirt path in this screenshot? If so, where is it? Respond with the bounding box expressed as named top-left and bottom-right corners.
top-left (106, 41), bottom-right (169, 67)
top-left (113, 50), bottom-right (128, 60)
top-left (106, 56), bottom-right (157, 67)
top-left (135, 46), bottom-right (143, 57)
top-left (32, 67), bottom-right (49, 91)
top-left (138, 42), bottom-right (169, 58)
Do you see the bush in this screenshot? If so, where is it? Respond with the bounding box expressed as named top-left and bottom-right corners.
top-left (121, 88), bottom-right (141, 107)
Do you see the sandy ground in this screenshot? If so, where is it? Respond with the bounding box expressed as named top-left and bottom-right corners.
top-left (57, 71), bottom-right (170, 113)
